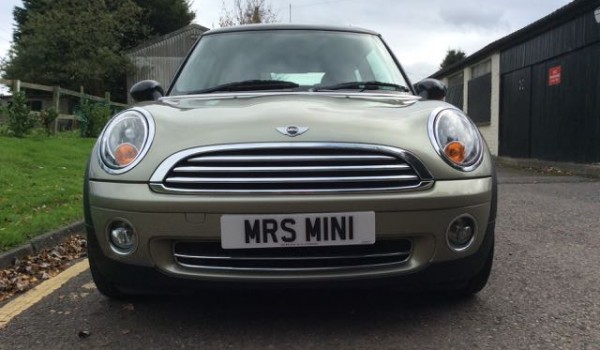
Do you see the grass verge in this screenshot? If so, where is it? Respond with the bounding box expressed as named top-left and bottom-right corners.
top-left (0, 135), bottom-right (96, 251)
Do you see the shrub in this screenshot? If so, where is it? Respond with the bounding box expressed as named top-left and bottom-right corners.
top-left (39, 107), bottom-right (59, 135)
top-left (0, 125), bottom-right (9, 136)
top-left (76, 99), bottom-right (112, 137)
top-left (2, 91), bottom-right (36, 138)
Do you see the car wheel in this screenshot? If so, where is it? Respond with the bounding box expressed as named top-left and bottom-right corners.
top-left (87, 232), bottom-right (126, 299)
top-left (450, 241), bottom-right (494, 297)
top-left (450, 168), bottom-right (497, 297)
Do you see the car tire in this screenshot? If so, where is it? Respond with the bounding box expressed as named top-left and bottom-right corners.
top-left (450, 240), bottom-right (494, 297)
top-left (87, 232), bottom-right (126, 299)
top-left (450, 166), bottom-right (497, 297)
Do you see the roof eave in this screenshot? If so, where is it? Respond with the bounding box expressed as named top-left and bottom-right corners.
top-left (430, 0), bottom-right (596, 78)
top-left (125, 23), bottom-right (209, 55)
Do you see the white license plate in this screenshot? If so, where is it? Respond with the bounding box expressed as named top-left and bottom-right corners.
top-left (220, 212), bottom-right (375, 249)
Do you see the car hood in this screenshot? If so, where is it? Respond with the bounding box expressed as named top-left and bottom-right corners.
top-left (88, 93), bottom-right (494, 181)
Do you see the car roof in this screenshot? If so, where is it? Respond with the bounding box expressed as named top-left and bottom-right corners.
top-left (203, 24), bottom-right (380, 36)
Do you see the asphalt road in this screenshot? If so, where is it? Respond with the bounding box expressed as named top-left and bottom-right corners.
top-left (1, 166), bottom-right (599, 350)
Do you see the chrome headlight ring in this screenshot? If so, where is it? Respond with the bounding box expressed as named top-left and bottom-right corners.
top-left (428, 107), bottom-right (484, 172)
top-left (98, 107), bottom-right (155, 174)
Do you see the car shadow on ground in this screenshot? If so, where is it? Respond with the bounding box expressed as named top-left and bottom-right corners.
top-left (101, 287), bottom-right (486, 329)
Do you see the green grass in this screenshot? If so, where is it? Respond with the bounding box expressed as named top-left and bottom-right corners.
top-left (0, 135), bottom-right (96, 251)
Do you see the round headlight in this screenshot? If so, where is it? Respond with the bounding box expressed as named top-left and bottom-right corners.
top-left (428, 108), bottom-right (483, 171)
top-left (99, 108), bottom-right (155, 174)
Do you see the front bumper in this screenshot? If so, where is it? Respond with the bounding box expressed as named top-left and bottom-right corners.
top-left (87, 221), bottom-right (494, 292)
top-left (86, 177), bottom-right (494, 286)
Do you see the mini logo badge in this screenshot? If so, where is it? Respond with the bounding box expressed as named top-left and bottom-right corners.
top-left (276, 126), bottom-right (309, 137)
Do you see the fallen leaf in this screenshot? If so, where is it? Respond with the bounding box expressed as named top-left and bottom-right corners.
top-left (81, 283), bottom-right (96, 290)
top-left (0, 235), bottom-right (87, 303)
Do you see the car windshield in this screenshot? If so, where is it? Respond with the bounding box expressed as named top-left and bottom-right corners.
top-left (169, 29), bottom-right (410, 95)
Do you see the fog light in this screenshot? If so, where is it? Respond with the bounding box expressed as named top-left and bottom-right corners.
top-left (108, 220), bottom-right (137, 254)
top-left (446, 215), bottom-right (476, 251)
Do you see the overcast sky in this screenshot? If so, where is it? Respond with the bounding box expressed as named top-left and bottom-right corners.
top-left (0, 0), bottom-right (574, 84)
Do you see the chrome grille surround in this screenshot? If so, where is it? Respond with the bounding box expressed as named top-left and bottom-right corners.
top-left (149, 143), bottom-right (433, 194)
top-left (172, 239), bottom-right (412, 272)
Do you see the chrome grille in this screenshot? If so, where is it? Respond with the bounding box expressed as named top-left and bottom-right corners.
top-left (150, 143), bottom-right (433, 194)
top-left (173, 240), bottom-right (412, 271)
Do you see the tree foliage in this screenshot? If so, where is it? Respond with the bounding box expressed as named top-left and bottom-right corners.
top-left (133, 0), bottom-right (196, 38)
top-left (440, 49), bottom-right (466, 70)
top-left (3, 0), bottom-right (196, 102)
top-left (11, 0), bottom-right (44, 44)
top-left (219, 0), bottom-right (279, 27)
top-left (3, 0), bottom-right (136, 98)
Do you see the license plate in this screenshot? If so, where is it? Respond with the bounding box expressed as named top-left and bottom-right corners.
top-left (220, 212), bottom-right (375, 249)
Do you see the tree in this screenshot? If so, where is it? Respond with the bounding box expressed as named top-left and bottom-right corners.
top-left (11, 0), bottom-right (195, 51)
top-left (106, 0), bottom-right (153, 51)
top-left (440, 49), bottom-right (466, 70)
top-left (11, 0), bottom-right (44, 45)
top-left (133, 0), bottom-right (196, 38)
top-left (219, 0), bottom-right (278, 27)
top-left (2, 0), bottom-right (196, 102)
top-left (3, 0), bottom-right (135, 99)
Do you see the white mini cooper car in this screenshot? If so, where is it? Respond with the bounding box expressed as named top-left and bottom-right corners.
top-left (84, 24), bottom-right (497, 298)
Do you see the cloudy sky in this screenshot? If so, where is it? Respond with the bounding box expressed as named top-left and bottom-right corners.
top-left (0, 0), bottom-right (573, 83)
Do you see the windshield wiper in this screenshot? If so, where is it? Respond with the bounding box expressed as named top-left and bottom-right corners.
top-left (188, 80), bottom-right (300, 94)
top-left (313, 81), bottom-right (408, 92)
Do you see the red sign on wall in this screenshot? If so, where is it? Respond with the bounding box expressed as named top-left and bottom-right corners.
top-left (548, 66), bottom-right (562, 86)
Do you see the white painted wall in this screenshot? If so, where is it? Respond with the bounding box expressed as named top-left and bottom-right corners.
top-left (462, 67), bottom-right (471, 115)
top-left (477, 53), bottom-right (500, 155)
top-left (446, 53), bottom-right (500, 155)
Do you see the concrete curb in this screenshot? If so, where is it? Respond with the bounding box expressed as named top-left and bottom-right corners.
top-left (495, 157), bottom-right (600, 179)
top-left (0, 221), bottom-right (84, 270)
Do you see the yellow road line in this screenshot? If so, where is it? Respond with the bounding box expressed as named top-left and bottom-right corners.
top-left (0, 259), bottom-right (90, 329)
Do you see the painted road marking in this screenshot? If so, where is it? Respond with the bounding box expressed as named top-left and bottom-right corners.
top-left (0, 259), bottom-right (90, 329)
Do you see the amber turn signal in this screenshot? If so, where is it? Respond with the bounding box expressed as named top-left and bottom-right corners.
top-left (115, 143), bottom-right (139, 166)
top-left (444, 141), bottom-right (466, 164)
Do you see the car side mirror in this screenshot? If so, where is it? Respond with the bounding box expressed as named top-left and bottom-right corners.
top-left (130, 80), bottom-right (164, 102)
top-left (414, 78), bottom-right (447, 100)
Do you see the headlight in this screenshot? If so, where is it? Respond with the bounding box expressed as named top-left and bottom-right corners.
top-left (99, 108), bottom-right (155, 174)
top-left (428, 108), bottom-right (483, 171)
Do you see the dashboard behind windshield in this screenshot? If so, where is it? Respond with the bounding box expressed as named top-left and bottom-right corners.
top-left (169, 29), bottom-right (410, 95)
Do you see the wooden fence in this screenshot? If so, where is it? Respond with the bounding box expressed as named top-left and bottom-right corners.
top-left (0, 79), bottom-right (128, 133)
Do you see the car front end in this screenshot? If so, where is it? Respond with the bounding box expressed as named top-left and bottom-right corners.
top-left (85, 25), bottom-right (496, 297)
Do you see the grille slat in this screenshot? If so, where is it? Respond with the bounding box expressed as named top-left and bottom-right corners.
top-left (151, 143), bottom-right (433, 194)
top-left (173, 251), bottom-right (407, 261)
top-left (188, 154), bottom-right (396, 163)
top-left (165, 175), bottom-right (419, 184)
top-left (172, 164), bottom-right (410, 173)
top-left (173, 240), bottom-right (412, 271)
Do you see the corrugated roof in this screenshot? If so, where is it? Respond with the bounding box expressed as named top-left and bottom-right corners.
top-left (430, 0), bottom-right (599, 78)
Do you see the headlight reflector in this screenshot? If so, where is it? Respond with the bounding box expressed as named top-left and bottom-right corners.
top-left (429, 108), bottom-right (483, 171)
top-left (99, 108), bottom-right (154, 173)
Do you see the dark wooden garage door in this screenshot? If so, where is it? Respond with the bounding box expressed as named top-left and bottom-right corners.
top-left (500, 67), bottom-right (532, 158)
